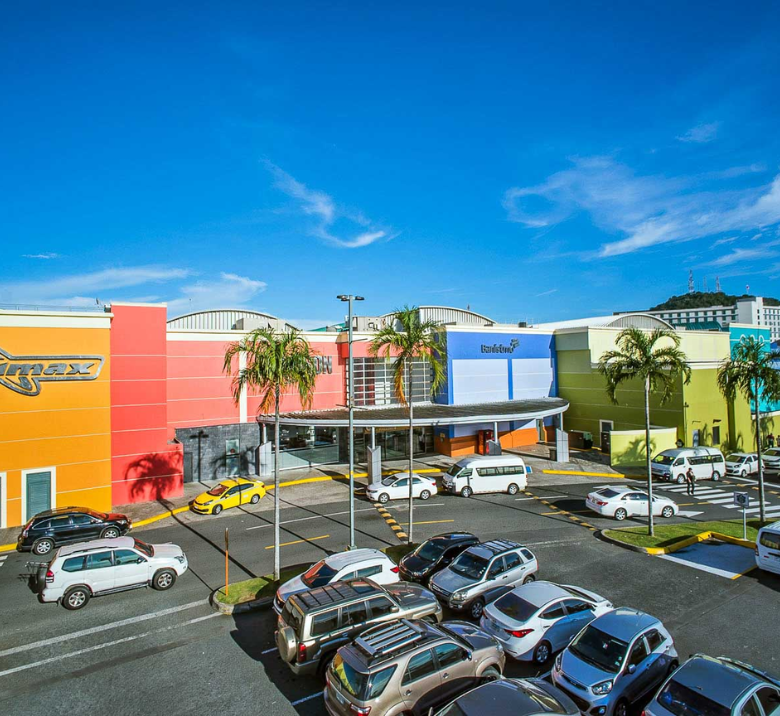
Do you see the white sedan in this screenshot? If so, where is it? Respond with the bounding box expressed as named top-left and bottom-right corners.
top-left (586, 485), bottom-right (678, 521)
top-left (366, 472), bottom-right (438, 504)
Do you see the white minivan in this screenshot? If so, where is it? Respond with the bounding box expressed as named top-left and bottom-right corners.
top-left (651, 447), bottom-right (726, 484)
top-left (756, 521), bottom-right (780, 575)
top-left (442, 455), bottom-right (531, 497)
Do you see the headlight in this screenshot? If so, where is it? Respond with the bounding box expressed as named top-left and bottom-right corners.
top-left (663, 472), bottom-right (670, 477)
top-left (555, 653), bottom-right (562, 670)
top-left (592, 680), bottom-right (613, 695)
top-left (450, 590), bottom-right (467, 603)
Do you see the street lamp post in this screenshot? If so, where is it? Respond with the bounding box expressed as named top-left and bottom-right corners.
top-left (338, 294), bottom-right (364, 550)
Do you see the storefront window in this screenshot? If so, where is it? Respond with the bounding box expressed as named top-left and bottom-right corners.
top-left (276, 426), bottom-right (339, 469)
top-left (352, 358), bottom-right (433, 407)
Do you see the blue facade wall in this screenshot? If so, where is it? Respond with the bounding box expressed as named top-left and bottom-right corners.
top-left (728, 325), bottom-right (780, 414)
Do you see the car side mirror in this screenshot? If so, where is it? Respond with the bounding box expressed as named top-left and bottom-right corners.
top-left (390, 605), bottom-right (400, 613)
top-left (627, 663), bottom-right (636, 675)
top-left (466, 651), bottom-right (473, 661)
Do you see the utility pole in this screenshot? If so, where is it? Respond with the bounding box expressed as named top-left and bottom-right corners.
top-left (338, 294), bottom-right (364, 549)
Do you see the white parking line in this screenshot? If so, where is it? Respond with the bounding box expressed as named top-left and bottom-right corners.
top-left (246, 506), bottom-right (378, 531)
top-left (524, 538), bottom-right (583, 548)
top-left (291, 693), bottom-right (322, 706)
top-left (261, 647), bottom-right (277, 655)
top-left (0, 612), bottom-right (221, 678)
top-left (0, 599), bottom-right (209, 659)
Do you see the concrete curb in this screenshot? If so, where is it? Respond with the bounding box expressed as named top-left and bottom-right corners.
top-left (211, 587), bottom-right (274, 615)
top-left (598, 528), bottom-right (755, 556)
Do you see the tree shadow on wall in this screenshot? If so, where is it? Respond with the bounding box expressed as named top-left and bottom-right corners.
top-left (126, 452), bottom-right (183, 508)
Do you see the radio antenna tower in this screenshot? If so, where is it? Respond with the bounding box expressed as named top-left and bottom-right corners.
top-left (716, 276), bottom-right (721, 292)
top-left (688, 270), bottom-right (694, 294)
top-left (703, 276), bottom-right (708, 292)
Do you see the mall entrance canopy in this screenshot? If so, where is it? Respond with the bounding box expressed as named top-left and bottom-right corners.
top-left (255, 397), bottom-right (569, 428)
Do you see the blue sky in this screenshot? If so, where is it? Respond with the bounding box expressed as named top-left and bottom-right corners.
top-left (2, 1), bottom-right (780, 327)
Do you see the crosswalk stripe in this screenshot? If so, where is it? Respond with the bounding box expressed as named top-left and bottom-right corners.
top-left (707, 497), bottom-right (738, 504)
top-left (690, 489), bottom-right (727, 496)
top-left (664, 486), bottom-right (689, 492)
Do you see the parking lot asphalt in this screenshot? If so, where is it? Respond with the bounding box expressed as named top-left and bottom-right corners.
top-left (2, 471), bottom-right (780, 716)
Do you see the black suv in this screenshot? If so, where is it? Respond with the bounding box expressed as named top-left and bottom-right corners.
top-left (17, 507), bottom-right (132, 556)
top-left (276, 579), bottom-right (442, 676)
top-left (399, 532), bottom-right (480, 583)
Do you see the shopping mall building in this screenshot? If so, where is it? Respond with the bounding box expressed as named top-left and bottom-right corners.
top-left (1, 303), bottom-right (776, 528)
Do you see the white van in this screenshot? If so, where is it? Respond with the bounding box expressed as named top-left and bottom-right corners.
top-left (756, 521), bottom-right (780, 575)
top-left (442, 455), bottom-right (531, 497)
top-left (651, 447), bottom-right (726, 484)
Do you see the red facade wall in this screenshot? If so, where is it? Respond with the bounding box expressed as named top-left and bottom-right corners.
top-left (110, 304), bottom-right (183, 505)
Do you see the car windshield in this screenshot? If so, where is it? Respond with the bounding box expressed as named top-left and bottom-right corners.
top-left (414, 539), bottom-right (447, 562)
top-left (726, 454), bottom-right (745, 463)
top-left (766, 449), bottom-right (780, 458)
top-left (381, 476), bottom-right (397, 486)
top-left (301, 560), bottom-right (338, 588)
top-left (569, 625), bottom-right (628, 674)
top-left (450, 552), bottom-right (488, 580)
top-left (656, 677), bottom-right (730, 716)
top-left (133, 539), bottom-right (154, 557)
top-left (653, 454), bottom-right (675, 465)
top-left (493, 592), bottom-right (538, 622)
top-left (207, 484), bottom-right (229, 496)
top-left (597, 488), bottom-right (620, 499)
top-left (281, 600), bottom-right (303, 636)
top-left (331, 654), bottom-right (370, 698)
top-left (446, 464), bottom-right (466, 477)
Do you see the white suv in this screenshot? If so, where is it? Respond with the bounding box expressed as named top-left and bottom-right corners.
top-left (39, 537), bottom-right (188, 610)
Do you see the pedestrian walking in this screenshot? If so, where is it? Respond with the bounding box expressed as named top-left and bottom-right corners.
top-left (768, 433), bottom-right (776, 448)
top-left (686, 466), bottom-right (696, 496)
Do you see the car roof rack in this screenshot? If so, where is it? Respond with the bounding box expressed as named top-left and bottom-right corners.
top-left (477, 539), bottom-right (522, 555)
top-left (295, 579), bottom-right (378, 610)
top-left (353, 619), bottom-right (433, 661)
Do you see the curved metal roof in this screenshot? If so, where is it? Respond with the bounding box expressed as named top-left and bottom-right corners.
top-left (166, 309), bottom-right (298, 331)
top-left (533, 313), bottom-right (674, 331)
top-left (379, 306), bottom-right (497, 327)
top-left (256, 397), bottom-right (568, 427)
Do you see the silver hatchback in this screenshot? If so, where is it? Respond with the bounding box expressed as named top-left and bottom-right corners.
top-left (551, 608), bottom-right (678, 716)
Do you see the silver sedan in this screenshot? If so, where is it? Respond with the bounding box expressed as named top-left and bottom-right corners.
top-left (586, 486), bottom-right (678, 521)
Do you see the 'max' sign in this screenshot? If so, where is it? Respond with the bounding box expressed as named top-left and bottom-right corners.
top-left (0, 347), bottom-right (105, 396)
top-left (480, 338), bottom-right (520, 354)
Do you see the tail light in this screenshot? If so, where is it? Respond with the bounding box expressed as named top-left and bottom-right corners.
top-left (350, 706), bottom-right (371, 715)
top-left (45, 570), bottom-right (55, 584)
top-left (595, 500), bottom-right (608, 506)
top-left (507, 628), bottom-right (534, 638)
top-left (391, 566), bottom-right (399, 574)
top-left (22, 528), bottom-right (29, 538)
top-left (297, 642), bottom-right (307, 663)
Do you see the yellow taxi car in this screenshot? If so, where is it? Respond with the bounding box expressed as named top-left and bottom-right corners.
top-left (191, 477), bottom-right (267, 515)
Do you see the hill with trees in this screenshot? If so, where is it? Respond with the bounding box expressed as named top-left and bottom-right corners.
top-left (649, 292), bottom-right (780, 311)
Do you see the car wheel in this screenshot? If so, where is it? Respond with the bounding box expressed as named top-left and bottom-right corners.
top-left (101, 527), bottom-right (120, 539)
top-left (420, 490), bottom-right (431, 500)
top-left (675, 474), bottom-right (685, 484)
top-left (507, 483), bottom-right (519, 495)
top-left (250, 493), bottom-right (261, 504)
top-left (378, 493), bottom-right (390, 504)
top-left (212, 504), bottom-right (223, 515)
top-left (662, 506), bottom-right (674, 518)
top-left (32, 538), bottom-right (55, 556)
top-left (152, 569), bottom-right (177, 591)
top-left (533, 640), bottom-right (552, 665)
top-left (63, 586), bottom-right (90, 610)
top-left (712, 471), bottom-right (720, 482)
top-left (614, 700), bottom-right (629, 716)
top-left (469, 598), bottom-right (485, 620)
top-left (614, 507), bottom-right (628, 521)
top-left (481, 666), bottom-right (501, 682)
top-left (741, 469), bottom-right (748, 477)
top-left (461, 486), bottom-right (473, 498)
top-left (318, 651), bottom-right (336, 677)
top-left (523, 573), bottom-right (536, 584)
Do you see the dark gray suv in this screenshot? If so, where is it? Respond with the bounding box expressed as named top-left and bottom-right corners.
top-left (275, 579), bottom-right (443, 676)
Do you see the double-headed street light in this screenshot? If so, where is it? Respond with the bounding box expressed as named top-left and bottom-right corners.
top-left (338, 294), bottom-right (364, 550)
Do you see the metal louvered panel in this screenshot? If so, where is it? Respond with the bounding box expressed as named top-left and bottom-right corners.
top-left (166, 309), bottom-right (298, 332)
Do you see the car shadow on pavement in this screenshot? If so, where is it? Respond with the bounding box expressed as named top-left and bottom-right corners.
top-left (230, 610), bottom-right (326, 714)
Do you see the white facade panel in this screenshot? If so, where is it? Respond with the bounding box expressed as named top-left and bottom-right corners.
top-left (512, 358), bottom-right (554, 400)
top-left (451, 359), bottom-right (508, 405)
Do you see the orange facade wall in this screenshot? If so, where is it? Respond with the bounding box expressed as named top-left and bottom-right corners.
top-left (0, 315), bottom-right (113, 528)
top-left (110, 305), bottom-right (182, 505)
top-left (436, 427), bottom-right (539, 457)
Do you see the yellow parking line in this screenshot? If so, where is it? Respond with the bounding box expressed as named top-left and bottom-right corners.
top-left (398, 519), bottom-right (455, 526)
top-left (541, 511), bottom-right (562, 515)
top-left (731, 564), bottom-right (758, 580)
top-left (265, 534), bottom-right (329, 549)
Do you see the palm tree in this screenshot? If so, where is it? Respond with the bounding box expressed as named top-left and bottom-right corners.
top-left (223, 327), bottom-right (317, 580)
top-left (369, 306), bottom-right (446, 544)
top-left (598, 328), bottom-right (691, 536)
top-left (717, 335), bottom-right (780, 523)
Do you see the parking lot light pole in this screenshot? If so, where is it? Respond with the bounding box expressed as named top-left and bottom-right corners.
top-left (338, 294), bottom-right (364, 550)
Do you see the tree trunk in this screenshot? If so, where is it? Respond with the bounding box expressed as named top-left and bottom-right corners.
top-left (274, 384), bottom-right (281, 581)
top-left (407, 360), bottom-right (414, 545)
top-left (645, 376), bottom-right (655, 537)
top-left (755, 376), bottom-right (765, 523)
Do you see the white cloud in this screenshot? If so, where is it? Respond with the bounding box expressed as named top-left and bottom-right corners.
top-left (22, 253), bottom-right (60, 259)
top-left (266, 162), bottom-right (396, 248)
top-left (503, 157), bottom-right (780, 257)
top-left (705, 240), bottom-right (780, 267)
top-left (0, 265), bottom-right (191, 305)
top-left (677, 122), bottom-right (720, 144)
top-left (167, 273), bottom-right (266, 314)
top-left (534, 288), bottom-right (558, 297)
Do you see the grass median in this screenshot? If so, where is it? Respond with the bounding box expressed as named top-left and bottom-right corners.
top-left (216, 544), bottom-right (419, 606)
top-left (604, 519), bottom-right (765, 550)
